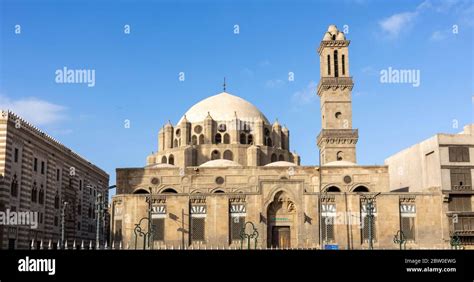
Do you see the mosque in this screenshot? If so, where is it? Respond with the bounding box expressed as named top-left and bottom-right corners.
top-left (109, 25), bottom-right (458, 250)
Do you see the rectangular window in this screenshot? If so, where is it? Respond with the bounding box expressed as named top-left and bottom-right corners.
top-left (14, 148), bottom-right (19, 162)
top-left (33, 158), bottom-right (38, 172)
top-left (449, 147), bottom-right (470, 162)
top-left (79, 180), bottom-right (82, 191)
top-left (8, 239), bottom-right (16, 250)
top-left (321, 204), bottom-right (336, 243)
top-left (361, 201), bottom-right (377, 243)
top-left (114, 220), bottom-right (123, 241)
top-left (41, 161), bottom-right (45, 174)
top-left (400, 203), bottom-right (416, 241)
top-left (191, 217), bottom-right (205, 242)
top-left (450, 168), bottom-right (472, 190)
top-left (229, 203), bottom-right (246, 242)
top-left (56, 169), bottom-right (60, 181)
top-left (321, 216), bottom-right (335, 243)
top-left (152, 218), bottom-right (165, 241)
top-left (449, 195), bottom-right (472, 212)
top-left (230, 216), bottom-right (245, 241)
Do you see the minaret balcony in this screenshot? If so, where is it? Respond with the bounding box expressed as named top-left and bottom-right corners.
top-left (317, 129), bottom-right (359, 146)
top-left (317, 77), bottom-right (354, 96)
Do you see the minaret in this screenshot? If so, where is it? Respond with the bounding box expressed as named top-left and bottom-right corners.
top-left (316, 25), bottom-right (358, 164)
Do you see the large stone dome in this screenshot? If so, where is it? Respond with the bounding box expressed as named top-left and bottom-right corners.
top-left (178, 92), bottom-right (269, 124)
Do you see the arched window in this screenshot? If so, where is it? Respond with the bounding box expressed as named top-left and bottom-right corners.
top-left (353, 186), bottom-right (370, 193)
top-left (192, 135), bottom-right (197, 145)
top-left (161, 156), bottom-right (167, 164)
top-left (223, 150), bottom-right (233, 161)
top-left (31, 183), bottom-right (37, 202)
top-left (10, 174), bottom-right (18, 197)
top-left (213, 190), bottom-right (225, 194)
top-left (326, 186), bottom-right (341, 193)
top-left (215, 133), bottom-right (222, 144)
top-left (327, 54), bottom-right (331, 75)
top-left (342, 54), bottom-right (345, 75)
top-left (38, 186), bottom-right (44, 205)
top-left (266, 137), bottom-right (273, 147)
top-left (334, 50), bottom-right (339, 77)
top-left (337, 151), bottom-right (344, 161)
top-left (211, 150), bottom-right (220, 160)
top-left (198, 134), bottom-right (204, 145)
top-left (161, 188), bottom-right (178, 194)
top-left (271, 153), bottom-right (277, 162)
top-left (332, 34), bottom-right (336, 40)
top-left (173, 139), bottom-right (178, 148)
top-left (168, 154), bottom-right (174, 165)
top-left (192, 148), bottom-right (198, 166)
top-left (240, 133), bottom-right (246, 144)
top-left (54, 194), bottom-right (60, 209)
top-left (223, 133), bottom-right (230, 144)
top-left (133, 188), bottom-right (150, 194)
top-left (247, 134), bottom-right (253, 145)
top-left (278, 155), bottom-right (284, 161)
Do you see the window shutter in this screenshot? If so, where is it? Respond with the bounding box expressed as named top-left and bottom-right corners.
top-left (449, 147), bottom-right (456, 162)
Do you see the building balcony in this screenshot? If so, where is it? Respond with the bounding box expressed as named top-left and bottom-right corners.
top-left (452, 185), bottom-right (472, 191)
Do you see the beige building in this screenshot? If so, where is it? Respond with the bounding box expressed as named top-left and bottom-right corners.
top-left (0, 110), bottom-right (109, 249)
top-left (111, 25), bottom-right (452, 250)
top-left (385, 124), bottom-right (474, 246)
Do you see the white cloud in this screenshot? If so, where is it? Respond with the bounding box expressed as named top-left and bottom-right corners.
top-left (291, 81), bottom-right (318, 105)
top-left (430, 30), bottom-right (447, 41)
top-left (265, 79), bottom-right (285, 88)
top-left (379, 11), bottom-right (418, 38)
top-left (0, 95), bottom-right (67, 126)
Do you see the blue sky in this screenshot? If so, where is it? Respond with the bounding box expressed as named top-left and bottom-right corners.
top-left (1, 0), bottom-right (473, 198)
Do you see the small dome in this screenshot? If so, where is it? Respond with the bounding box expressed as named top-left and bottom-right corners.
top-left (323, 32), bottom-right (332, 41)
top-left (325, 160), bottom-right (356, 167)
top-left (328, 25), bottom-right (338, 35)
top-left (147, 163), bottom-right (176, 168)
top-left (200, 159), bottom-right (243, 168)
top-left (336, 32), bottom-right (346, 40)
top-left (264, 161), bottom-right (297, 167)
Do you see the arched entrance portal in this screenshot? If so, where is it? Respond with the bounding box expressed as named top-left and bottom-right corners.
top-left (267, 191), bottom-right (296, 248)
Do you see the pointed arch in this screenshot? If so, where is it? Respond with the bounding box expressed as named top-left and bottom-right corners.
top-left (271, 153), bottom-right (277, 163)
top-left (223, 150), bottom-right (233, 161)
top-left (211, 150), bottom-right (220, 160)
top-left (223, 133), bottom-right (230, 144)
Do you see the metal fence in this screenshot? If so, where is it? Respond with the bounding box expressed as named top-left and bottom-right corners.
top-left (30, 239), bottom-right (322, 250)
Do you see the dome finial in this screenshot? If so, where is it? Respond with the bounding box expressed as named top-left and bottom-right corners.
top-left (223, 77), bottom-right (226, 92)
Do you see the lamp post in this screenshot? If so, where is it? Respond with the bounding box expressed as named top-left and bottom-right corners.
top-left (450, 233), bottom-right (463, 250)
top-left (240, 221), bottom-right (259, 250)
top-left (393, 230), bottom-right (406, 250)
top-left (318, 149), bottom-right (323, 249)
top-left (95, 192), bottom-right (105, 249)
top-left (359, 193), bottom-right (380, 250)
top-left (133, 187), bottom-right (154, 250)
top-left (61, 201), bottom-right (68, 249)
